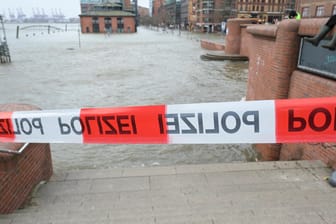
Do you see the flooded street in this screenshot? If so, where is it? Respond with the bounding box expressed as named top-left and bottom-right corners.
top-left (0, 24), bottom-right (254, 171)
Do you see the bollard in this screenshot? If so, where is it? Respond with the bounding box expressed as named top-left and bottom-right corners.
top-left (329, 171), bottom-right (336, 187)
top-left (16, 25), bottom-right (19, 39)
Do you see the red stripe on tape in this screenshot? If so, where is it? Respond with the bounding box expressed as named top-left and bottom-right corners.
top-left (80, 105), bottom-right (168, 144)
top-left (276, 97), bottom-right (336, 143)
top-left (0, 112), bottom-right (15, 142)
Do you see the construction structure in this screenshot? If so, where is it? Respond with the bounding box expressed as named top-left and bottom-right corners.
top-left (3, 7), bottom-right (71, 23)
top-left (0, 15), bottom-right (11, 64)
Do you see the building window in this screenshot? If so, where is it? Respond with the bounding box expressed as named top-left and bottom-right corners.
top-left (316, 5), bottom-right (325, 17)
top-left (333, 5), bottom-right (336, 15)
top-left (104, 17), bottom-right (111, 24)
top-left (92, 17), bottom-right (100, 33)
top-left (92, 16), bottom-right (99, 24)
top-left (302, 7), bottom-right (310, 18)
top-left (104, 17), bottom-right (112, 32)
top-left (117, 17), bottom-right (124, 32)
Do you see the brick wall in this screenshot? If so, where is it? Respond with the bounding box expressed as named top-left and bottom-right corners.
top-left (247, 20), bottom-right (299, 100)
top-left (99, 17), bottom-right (105, 33)
top-left (0, 104), bottom-right (53, 214)
top-left (244, 20), bottom-right (300, 161)
top-left (280, 71), bottom-right (336, 169)
top-left (80, 17), bottom-right (92, 33)
top-left (245, 25), bottom-right (277, 100)
top-left (225, 19), bottom-right (258, 55)
top-left (123, 17), bottom-right (136, 33)
top-left (226, 18), bottom-right (336, 165)
top-left (239, 25), bottom-right (253, 57)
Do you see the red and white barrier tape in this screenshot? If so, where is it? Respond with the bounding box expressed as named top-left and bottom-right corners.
top-left (1, 97), bottom-right (336, 144)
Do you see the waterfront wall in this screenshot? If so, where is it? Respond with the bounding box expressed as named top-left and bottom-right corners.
top-left (225, 18), bottom-right (258, 55)
top-left (200, 40), bottom-right (225, 51)
top-left (226, 18), bottom-right (336, 168)
top-left (0, 104), bottom-right (53, 214)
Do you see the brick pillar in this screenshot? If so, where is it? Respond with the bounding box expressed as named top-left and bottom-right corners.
top-left (269, 19), bottom-right (301, 99)
top-left (225, 18), bottom-right (257, 55)
top-left (0, 104), bottom-right (53, 214)
top-left (245, 19), bottom-right (300, 161)
top-left (112, 17), bottom-right (117, 33)
top-left (99, 17), bottom-right (105, 33)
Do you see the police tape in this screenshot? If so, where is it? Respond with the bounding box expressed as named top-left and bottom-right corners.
top-left (0, 97), bottom-right (336, 144)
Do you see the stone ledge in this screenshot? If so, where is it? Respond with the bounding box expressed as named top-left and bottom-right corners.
top-left (247, 24), bottom-right (278, 38)
top-left (200, 39), bottom-right (225, 51)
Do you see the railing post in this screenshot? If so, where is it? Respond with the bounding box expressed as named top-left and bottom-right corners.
top-left (16, 25), bottom-right (20, 39)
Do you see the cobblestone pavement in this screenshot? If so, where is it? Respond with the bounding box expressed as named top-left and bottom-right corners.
top-left (1, 160), bottom-right (335, 224)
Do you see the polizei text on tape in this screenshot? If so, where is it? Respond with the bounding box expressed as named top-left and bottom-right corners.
top-left (1, 97), bottom-right (336, 144)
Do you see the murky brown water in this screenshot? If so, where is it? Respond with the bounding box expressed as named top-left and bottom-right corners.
top-left (0, 24), bottom-right (255, 171)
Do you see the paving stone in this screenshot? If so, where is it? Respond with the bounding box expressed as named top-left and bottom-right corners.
top-left (122, 166), bottom-right (176, 177)
top-left (1, 160), bottom-right (336, 224)
top-left (90, 176), bottom-right (150, 193)
top-left (66, 168), bottom-right (123, 180)
top-left (150, 173), bottom-right (208, 190)
top-left (0, 215), bottom-right (12, 224)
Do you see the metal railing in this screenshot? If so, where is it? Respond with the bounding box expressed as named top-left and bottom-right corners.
top-left (0, 15), bottom-right (11, 63)
top-left (0, 143), bottom-right (30, 155)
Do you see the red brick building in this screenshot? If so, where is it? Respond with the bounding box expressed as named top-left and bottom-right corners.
top-left (80, 2), bottom-right (136, 33)
top-left (194, 0), bottom-right (234, 32)
top-left (152, 0), bottom-right (165, 17)
top-left (296, 0), bottom-right (336, 18)
top-left (235, 0), bottom-right (295, 23)
top-left (138, 6), bottom-right (150, 17)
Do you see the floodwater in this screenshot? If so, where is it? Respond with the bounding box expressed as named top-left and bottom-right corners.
top-left (0, 24), bottom-right (255, 171)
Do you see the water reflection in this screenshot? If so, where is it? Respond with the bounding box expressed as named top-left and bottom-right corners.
top-left (223, 61), bottom-right (249, 82)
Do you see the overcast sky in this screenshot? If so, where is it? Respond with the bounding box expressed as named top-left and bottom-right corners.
top-left (1, 0), bottom-right (149, 18)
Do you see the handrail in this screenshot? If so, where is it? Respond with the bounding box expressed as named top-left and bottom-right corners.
top-left (0, 143), bottom-right (30, 155)
top-left (20, 25), bottom-right (63, 31)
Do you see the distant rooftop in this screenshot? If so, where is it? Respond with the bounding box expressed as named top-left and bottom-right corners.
top-left (79, 10), bottom-right (135, 17)
top-left (80, 0), bottom-right (123, 4)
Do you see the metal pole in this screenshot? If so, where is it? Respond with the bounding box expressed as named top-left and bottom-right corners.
top-left (78, 28), bottom-right (81, 48)
top-left (16, 25), bottom-right (20, 39)
top-left (1, 16), bottom-right (8, 41)
top-left (135, 0), bottom-right (138, 32)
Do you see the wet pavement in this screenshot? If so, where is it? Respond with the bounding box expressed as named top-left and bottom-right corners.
top-left (1, 160), bottom-right (335, 224)
top-left (0, 24), bottom-right (253, 172)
